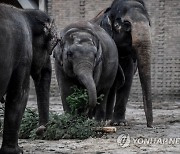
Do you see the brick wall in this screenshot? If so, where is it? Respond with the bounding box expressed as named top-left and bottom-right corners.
top-left (47, 0), bottom-right (180, 102)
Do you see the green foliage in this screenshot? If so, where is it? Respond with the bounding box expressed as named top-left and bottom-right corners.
top-left (19, 108), bottom-right (38, 139)
top-left (17, 86), bottom-right (104, 140)
top-left (42, 113), bottom-right (101, 140)
top-left (66, 86), bottom-right (88, 115)
top-left (18, 109), bottom-right (102, 140)
top-left (97, 94), bottom-right (104, 104)
top-left (66, 86), bottom-right (104, 115)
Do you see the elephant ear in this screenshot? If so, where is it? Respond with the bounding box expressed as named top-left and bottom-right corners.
top-left (44, 19), bottom-right (60, 55)
top-left (43, 19), bottom-right (54, 34)
top-left (53, 37), bottom-right (64, 66)
top-left (100, 8), bottom-right (113, 37)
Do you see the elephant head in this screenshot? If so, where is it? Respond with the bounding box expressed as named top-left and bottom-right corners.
top-left (97, 0), bottom-right (153, 127)
top-left (54, 26), bottom-right (103, 114)
top-left (24, 10), bottom-right (59, 79)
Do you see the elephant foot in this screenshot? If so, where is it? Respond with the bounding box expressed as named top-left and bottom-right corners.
top-left (147, 122), bottom-right (153, 128)
top-left (0, 146), bottom-right (23, 154)
top-left (36, 125), bottom-right (46, 136)
top-left (105, 120), bottom-right (111, 126)
top-left (110, 119), bottom-right (128, 126)
top-left (95, 116), bottom-right (105, 122)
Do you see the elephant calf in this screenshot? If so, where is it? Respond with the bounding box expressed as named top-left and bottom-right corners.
top-left (54, 21), bottom-right (121, 120)
top-left (0, 4), bottom-right (58, 154)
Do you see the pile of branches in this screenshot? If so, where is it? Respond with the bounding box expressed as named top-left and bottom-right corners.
top-left (18, 86), bottom-right (104, 140)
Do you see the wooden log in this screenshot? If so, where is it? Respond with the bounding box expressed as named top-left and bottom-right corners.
top-left (93, 127), bottom-right (117, 133)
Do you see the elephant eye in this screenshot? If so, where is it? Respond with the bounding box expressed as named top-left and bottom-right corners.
top-left (114, 17), bottom-right (122, 32)
top-left (114, 22), bottom-right (119, 28)
top-left (114, 22), bottom-right (121, 32)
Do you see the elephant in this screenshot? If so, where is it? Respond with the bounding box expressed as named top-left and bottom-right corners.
top-left (91, 0), bottom-right (153, 127)
top-left (54, 21), bottom-right (124, 120)
top-left (0, 4), bottom-right (59, 154)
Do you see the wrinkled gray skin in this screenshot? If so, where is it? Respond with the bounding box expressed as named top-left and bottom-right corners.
top-left (91, 0), bottom-right (153, 127)
top-left (54, 21), bottom-right (122, 120)
top-left (0, 4), bottom-right (58, 154)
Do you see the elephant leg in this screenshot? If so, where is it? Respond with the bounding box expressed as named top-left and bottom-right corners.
top-left (60, 80), bottom-right (74, 113)
top-left (55, 63), bottom-right (74, 113)
top-left (0, 68), bottom-right (30, 154)
top-left (106, 85), bottom-right (116, 120)
top-left (33, 58), bottom-right (52, 135)
top-left (95, 90), bottom-right (109, 121)
top-left (111, 57), bottom-right (134, 126)
top-left (106, 64), bottom-right (125, 120)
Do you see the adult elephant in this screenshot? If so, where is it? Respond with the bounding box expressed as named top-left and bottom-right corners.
top-left (54, 21), bottom-right (124, 120)
top-left (0, 4), bottom-right (58, 154)
top-left (91, 0), bottom-right (153, 127)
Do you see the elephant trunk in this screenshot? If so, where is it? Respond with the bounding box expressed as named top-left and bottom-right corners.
top-left (131, 22), bottom-right (153, 127)
top-left (73, 62), bottom-right (97, 116)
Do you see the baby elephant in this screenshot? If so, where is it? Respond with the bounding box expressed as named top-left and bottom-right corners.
top-left (54, 21), bottom-right (121, 120)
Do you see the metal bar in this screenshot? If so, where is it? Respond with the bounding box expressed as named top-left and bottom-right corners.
top-left (17, 0), bottom-right (38, 9)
